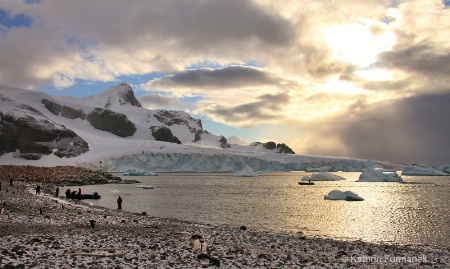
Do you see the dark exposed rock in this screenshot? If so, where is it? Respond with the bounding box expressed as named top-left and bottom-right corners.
top-left (117, 82), bottom-right (142, 107)
top-left (42, 98), bottom-right (86, 120)
top-left (41, 98), bottom-right (62, 116)
top-left (264, 141), bottom-right (276, 150)
top-left (61, 106), bottom-right (86, 120)
top-left (276, 143), bottom-right (295, 154)
top-left (194, 130), bottom-right (202, 142)
top-left (154, 110), bottom-right (202, 133)
top-left (252, 141), bottom-right (295, 154)
top-left (219, 136), bottom-right (230, 148)
top-left (86, 108), bottom-right (136, 138)
top-left (0, 112), bottom-right (89, 159)
top-left (19, 153), bottom-right (43, 160)
top-left (150, 126), bottom-right (182, 144)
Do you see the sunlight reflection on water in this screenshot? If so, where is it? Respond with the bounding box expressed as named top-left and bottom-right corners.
top-left (72, 172), bottom-right (450, 248)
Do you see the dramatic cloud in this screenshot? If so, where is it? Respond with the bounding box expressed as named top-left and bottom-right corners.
top-left (202, 92), bottom-right (291, 127)
top-left (378, 43), bottom-right (450, 93)
top-left (303, 92), bottom-right (450, 165)
top-left (0, 0), bottom-right (449, 164)
top-left (144, 66), bottom-right (278, 90)
top-left (0, 0), bottom-right (295, 88)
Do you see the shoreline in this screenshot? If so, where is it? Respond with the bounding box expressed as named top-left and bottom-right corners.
top-left (0, 166), bottom-right (449, 268)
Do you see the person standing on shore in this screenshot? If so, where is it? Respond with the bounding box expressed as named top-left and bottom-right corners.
top-left (117, 196), bottom-right (122, 209)
top-left (36, 185), bottom-right (41, 195)
top-left (55, 187), bottom-right (59, 197)
top-left (9, 178), bottom-right (13, 187)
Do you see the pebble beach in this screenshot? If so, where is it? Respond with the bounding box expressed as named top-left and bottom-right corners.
top-left (0, 166), bottom-right (449, 268)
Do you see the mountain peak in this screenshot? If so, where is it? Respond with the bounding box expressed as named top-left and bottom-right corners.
top-left (83, 82), bottom-right (142, 109)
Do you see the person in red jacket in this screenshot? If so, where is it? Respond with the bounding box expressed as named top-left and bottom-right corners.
top-left (117, 196), bottom-right (122, 209)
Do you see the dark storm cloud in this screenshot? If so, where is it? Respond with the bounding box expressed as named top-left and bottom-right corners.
top-left (0, 0), bottom-right (295, 87)
top-left (362, 79), bottom-right (412, 93)
top-left (378, 43), bottom-right (450, 79)
top-left (205, 92), bottom-right (290, 124)
top-left (307, 92), bottom-right (450, 165)
top-left (147, 66), bottom-right (278, 90)
top-left (31, 0), bottom-right (295, 49)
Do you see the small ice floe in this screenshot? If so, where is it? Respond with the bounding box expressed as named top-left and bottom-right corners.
top-left (324, 190), bottom-right (364, 201)
top-left (110, 189), bottom-right (121, 193)
top-left (302, 172), bottom-right (346, 181)
top-left (357, 167), bottom-right (402, 182)
top-left (124, 169), bottom-right (158, 176)
top-left (135, 185), bottom-right (155, 189)
top-left (401, 164), bottom-right (448, 176)
top-left (233, 165), bottom-right (258, 177)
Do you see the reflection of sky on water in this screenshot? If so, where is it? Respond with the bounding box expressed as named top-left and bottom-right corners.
top-left (72, 172), bottom-right (450, 248)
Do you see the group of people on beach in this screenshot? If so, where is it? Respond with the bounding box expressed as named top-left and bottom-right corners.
top-left (64, 188), bottom-right (82, 199)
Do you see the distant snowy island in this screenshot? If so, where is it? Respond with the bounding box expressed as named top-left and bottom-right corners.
top-left (0, 83), bottom-right (449, 175)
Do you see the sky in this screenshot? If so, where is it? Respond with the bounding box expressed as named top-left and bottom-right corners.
top-left (0, 0), bottom-right (449, 165)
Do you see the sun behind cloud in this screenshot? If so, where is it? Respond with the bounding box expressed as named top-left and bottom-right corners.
top-left (322, 21), bottom-right (395, 67)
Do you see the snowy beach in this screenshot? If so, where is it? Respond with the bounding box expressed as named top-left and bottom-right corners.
top-left (0, 167), bottom-right (449, 268)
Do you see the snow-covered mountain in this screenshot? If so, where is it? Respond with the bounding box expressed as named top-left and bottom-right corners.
top-left (0, 83), bottom-right (401, 172)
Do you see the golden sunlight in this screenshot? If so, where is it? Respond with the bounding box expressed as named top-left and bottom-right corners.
top-left (322, 77), bottom-right (368, 95)
top-left (323, 22), bottom-right (395, 67)
top-left (354, 68), bottom-right (392, 81)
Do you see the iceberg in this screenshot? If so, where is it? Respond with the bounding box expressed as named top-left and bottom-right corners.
top-left (401, 164), bottom-right (448, 176)
top-left (234, 165), bottom-right (258, 177)
top-left (433, 164), bottom-right (450, 174)
top-left (302, 172), bottom-right (346, 181)
top-left (357, 168), bottom-right (402, 182)
top-left (324, 190), bottom-right (364, 201)
top-left (124, 169), bottom-right (158, 176)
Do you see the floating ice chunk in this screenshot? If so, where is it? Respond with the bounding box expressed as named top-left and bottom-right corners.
top-left (357, 168), bottom-right (402, 182)
top-left (135, 185), bottom-right (155, 189)
top-left (324, 190), bottom-right (364, 201)
top-left (234, 165), bottom-right (258, 177)
top-left (302, 172), bottom-right (346, 181)
top-left (124, 169), bottom-right (158, 176)
top-left (401, 164), bottom-right (448, 176)
top-left (433, 164), bottom-right (450, 174)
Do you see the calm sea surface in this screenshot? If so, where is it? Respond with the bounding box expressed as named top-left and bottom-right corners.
top-left (72, 172), bottom-right (450, 248)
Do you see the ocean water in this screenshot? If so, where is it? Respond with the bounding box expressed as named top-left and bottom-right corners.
top-left (72, 172), bottom-right (450, 248)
